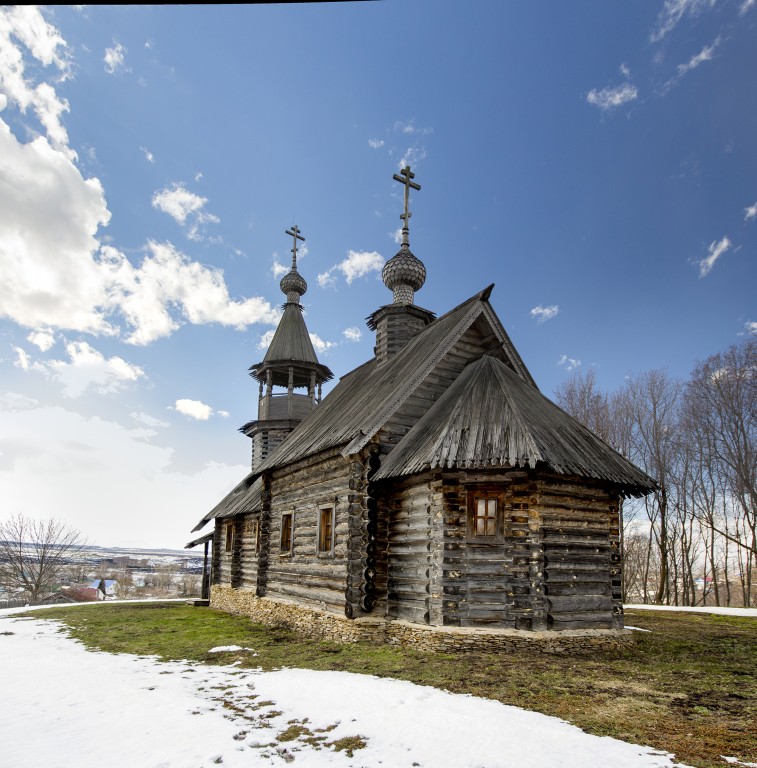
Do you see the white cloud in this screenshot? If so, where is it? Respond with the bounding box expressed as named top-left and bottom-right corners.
top-left (557, 354), bottom-right (582, 371)
top-left (676, 38), bottom-right (719, 77)
top-left (343, 326), bottom-right (362, 342)
top-left (217, 410), bottom-right (230, 418)
top-left (339, 250), bottom-right (384, 283)
top-left (741, 0), bottom-right (756, 13)
top-left (317, 270), bottom-right (336, 289)
top-left (0, 400), bottom-right (248, 547)
top-left (391, 226), bottom-right (403, 245)
top-left (586, 83), bottom-right (638, 112)
top-left (27, 330), bottom-right (55, 351)
top-left (318, 250), bottom-right (384, 288)
top-left (745, 201), bottom-right (757, 221)
top-left (0, 6), bottom-right (73, 157)
top-left (368, 138), bottom-right (384, 149)
top-left (31, 340), bottom-right (145, 398)
top-left (12, 346), bottom-right (32, 371)
top-left (174, 399), bottom-right (213, 421)
top-left (619, 63), bottom-right (631, 78)
top-left (651, 0), bottom-right (716, 43)
top-left (271, 257), bottom-right (288, 279)
top-left (103, 41), bottom-right (127, 74)
top-left (697, 236), bottom-right (731, 277)
top-left (0, 8), bottom-right (280, 352)
top-left (152, 182), bottom-right (219, 240)
top-left (257, 329), bottom-right (276, 350)
top-left (393, 120), bottom-right (433, 136)
top-left (745, 321), bottom-right (757, 336)
top-left (114, 241), bottom-right (281, 345)
top-left (399, 145), bottom-right (427, 170)
top-left (140, 146), bottom-right (155, 163)
top-left (530, 305), bottom-right (560, 323)
top-left (130, 411), bottom-right (169, 428)
top-left (309, 333), bottom-right (336, 354)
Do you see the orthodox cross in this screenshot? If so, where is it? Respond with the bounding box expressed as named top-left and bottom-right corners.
top-left (285, 225), bottom-right (305, 268)
top-left (393, 166), bottom-right (421, 244)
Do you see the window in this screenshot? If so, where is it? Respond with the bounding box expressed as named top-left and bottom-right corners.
top-left (318, 507), bottom-right (334, 554)
top-left (467, 490), bottom-right (504, 542)
top-left (280, 512), bottom-right (293, 554)
top-left (225, 521), bottom-right (234, 553)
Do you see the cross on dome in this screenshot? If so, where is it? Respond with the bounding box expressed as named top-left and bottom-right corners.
top-left (392, 166), bottom-right (421, 246)
top-left (280, 224), bottom-right (307, 303)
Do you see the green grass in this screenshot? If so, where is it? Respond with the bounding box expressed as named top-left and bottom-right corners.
top-left (24, 603), bottom-right (757, 768)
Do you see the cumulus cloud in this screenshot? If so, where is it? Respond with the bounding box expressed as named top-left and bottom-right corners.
top-left (318, 250), bottom-right (384, 288)
top-left (343, 326), bottom-right (362, 342)
top-left (697, 236), bottom-right (731, 277)
top-left (27, 330), bottom-right (55, 351)
top-left (271, 256), bottom-right (288, 279)
top-left (745, 201), bottom-right (757, 221)
top-left (309, 333), bottom-right (336, 354)
top-left (393, 120), bottom-right (433, 136)
top-left (586, 83), bottom-right (638, 112)
top-left (0, 6), bottom-right (73, 157)
top-left (530, 305), bottom-right (560, 323)
top-left (557, 354), bottom-right (582, 371)
top-left (19, 340), bottom-right (145, 398)
top-left (173, 398), bottom-right (214, 420)
top-left (745, 321), bottom-right (757, 336)
top-left (368, 138), bottom-right (384, 149)
top-left (12, 346), bottom-right (32, 371)
top-left (140, 146), bottom-right (154, 163)
top-left (399, 145), bottom-right (427, 170)
top-left (152, 182), bottom-right (219, 240)
top-left (103, 41), bottom-right (127, 74)
top-left (257, 329), bottom-right (276, 350)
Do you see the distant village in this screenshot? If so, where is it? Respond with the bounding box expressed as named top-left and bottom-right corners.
top-left (0, 543), bottom-right (204, 608)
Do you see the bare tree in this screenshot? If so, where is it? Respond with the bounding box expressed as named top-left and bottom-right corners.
top-left (0, 514), bottom-right (85, 603)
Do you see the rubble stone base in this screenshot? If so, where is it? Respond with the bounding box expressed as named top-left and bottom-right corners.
top-left (210, 585), bottom-right (634, 654)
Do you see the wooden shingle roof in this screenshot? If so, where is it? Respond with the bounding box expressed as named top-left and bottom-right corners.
top-left (251, 286), bottom-right (532, 475)
top-left (373, 355), bottom-right (656, 496)
top-left (192, 476), bottom-right (262, 532)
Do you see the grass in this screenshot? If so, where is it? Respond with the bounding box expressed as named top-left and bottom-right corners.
top-left (23, 603), bottom-right (756, 768)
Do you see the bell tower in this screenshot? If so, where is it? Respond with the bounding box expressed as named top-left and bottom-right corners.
top-left (240, 226), bottom-right (332, 469)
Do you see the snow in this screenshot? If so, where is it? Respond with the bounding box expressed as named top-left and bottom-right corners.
top-left (0, 609), bottom-right (692, 768)
top-left (625, 604), bottom-right (757, 618)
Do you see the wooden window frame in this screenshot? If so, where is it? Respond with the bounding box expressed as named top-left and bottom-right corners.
top-left (280, 511), bottom-right (294, 555)
top-left (225, 520), bottom-right (234, 553)
top-left (466, 488), bottom-right (506, 543)
top-left (317, 506), bottom-right (335, 555)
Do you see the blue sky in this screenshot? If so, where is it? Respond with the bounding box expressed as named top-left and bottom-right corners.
top-left (0, 3), bottom-right (755, 549)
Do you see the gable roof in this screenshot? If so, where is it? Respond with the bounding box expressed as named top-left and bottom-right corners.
top-left (252, 286), bottom-right (533, 474)
top-left (373, 355), bottom-right (656, 496)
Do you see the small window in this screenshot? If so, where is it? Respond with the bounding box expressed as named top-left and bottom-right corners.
top-left (467, 491), bottom-right (504, 542)
top-left (225, 521), bottom-right (234, 553)
top-left (318, 507), bottom-right (334, 554)
top-left (280, 512), bottom-right (293, 554)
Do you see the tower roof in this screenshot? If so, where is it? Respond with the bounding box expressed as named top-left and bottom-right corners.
top-left (250, 225), bottom-right (333, 388)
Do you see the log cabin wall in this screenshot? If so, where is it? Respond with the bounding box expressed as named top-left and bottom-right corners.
top-left (536, 473), bottom-right (622, 630)
top-left (264, 448), bottom-right (353, 615)
top-left (439, 470), bottom-right (538, 629)
top-left (376, 473), bottom-right (444, 626)
top-left (239, 512), bottom-right (260, 590)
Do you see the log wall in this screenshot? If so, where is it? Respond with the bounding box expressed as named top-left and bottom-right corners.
top-left (261, 449), bottom-right (353, 614)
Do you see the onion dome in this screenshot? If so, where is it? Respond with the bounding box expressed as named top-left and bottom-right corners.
top-left (280, 267), bottom-right (307, 304)
top-left (382, 243), bottom-right (426, 305)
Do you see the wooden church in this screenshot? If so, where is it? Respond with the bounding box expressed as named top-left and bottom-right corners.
top-left (188, 167), bottom-right (655, 644)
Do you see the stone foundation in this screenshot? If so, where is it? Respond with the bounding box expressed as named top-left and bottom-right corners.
top-left (211, 586), bottom-right (634, 653)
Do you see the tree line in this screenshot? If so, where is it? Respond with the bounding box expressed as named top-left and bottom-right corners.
top-left (555, 338), bottom-right (755, 607)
